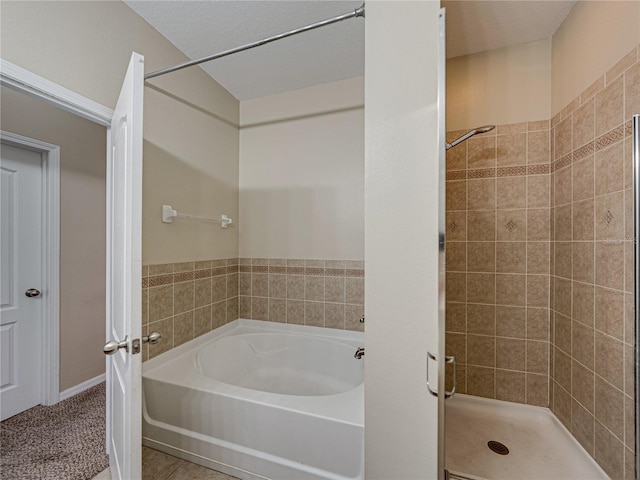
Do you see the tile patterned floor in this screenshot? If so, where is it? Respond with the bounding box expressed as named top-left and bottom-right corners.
top-left (92, 447), bottom-right (239, 480)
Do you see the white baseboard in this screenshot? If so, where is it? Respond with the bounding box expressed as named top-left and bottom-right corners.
top-left (59, 373), bottom-right (106, 402)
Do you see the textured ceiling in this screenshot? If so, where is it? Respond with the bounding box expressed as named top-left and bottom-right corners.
top-left (125, 0), bottom-right (576, 101)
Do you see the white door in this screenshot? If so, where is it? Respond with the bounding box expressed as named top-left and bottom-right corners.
top-left (105, 52), bottom-right (144, 480)
top-left (0, 144), bottom-right (43, 421)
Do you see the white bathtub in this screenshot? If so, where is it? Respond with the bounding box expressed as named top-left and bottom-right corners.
top-left (142, 319), bottom-right (364, 480)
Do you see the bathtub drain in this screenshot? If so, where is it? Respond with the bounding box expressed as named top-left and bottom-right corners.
top-left (487, 440), bottom-right (509, 455)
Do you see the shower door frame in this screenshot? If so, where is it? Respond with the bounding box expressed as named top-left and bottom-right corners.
top-left (633, 113), bottom-right (640, 479)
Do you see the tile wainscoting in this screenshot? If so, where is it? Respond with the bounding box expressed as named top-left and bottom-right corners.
top-left (142, 258), bottom-right (364, 361)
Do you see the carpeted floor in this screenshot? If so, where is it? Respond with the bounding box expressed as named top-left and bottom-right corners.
top-left (0, 383), bottom-right (109, 480)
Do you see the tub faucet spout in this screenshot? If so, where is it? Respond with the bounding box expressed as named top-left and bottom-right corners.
top-left (354, 347), bottom-right (365, 359)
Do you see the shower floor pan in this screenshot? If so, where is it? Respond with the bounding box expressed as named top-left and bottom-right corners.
top-left (446, 394), bottom-right (608, 480)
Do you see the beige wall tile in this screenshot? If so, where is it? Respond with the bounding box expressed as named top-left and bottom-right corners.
top-left (555, 116), bottom-right (573, 160)
top-left (287, 300), bottom-right (304, 325)
top-left (325, 276), bottom-right (345, 303)
top-left (595, 76), bottom-right (624, 136)
top-left (446, 180), bottom-right (467, 211)
top-left (595, 242), bottom-right (624, 290)
top-left (554, 241), bottom-right (572, 279)
top-left (496, 305), bottom-right (525, 339)
top-left (446, 241), bottom-right (466, 272)
top-left (345, 304), bottom-right (365, 332)
top-left (595, 142), bottom-right (624, 196)
top-left (497, 209), bottom-right (527, 241)
top-left (526, 373), bottom-right (548, 407)
top-left (595, 332), bottom-right (624, 390)
top-left (498, 123), bottom-right (527, 135)
top-left (446, 211), bottom-right (467, 241)
top-left (594, 421), bottom-right (624, 480)
top-left (446, 272), bottom-right (467, 303)
top-left (149, 285), bottom-right (173, 322)
top-left (497, 134), bottom-right (526, 167)
top-left (468, 136), bottom-right (497, 169)
top-left (467, 242), bottom-right (495, 272)
top-left (252, 273), bottom-right (268, 297)
top-left (250, 297), bottom-right (268, 321)
top-left (467, 273), bottom-right (495, 304)
top-left (496, 273), bottom-right (526, 306)
top-left (553, 204), bottom-right (571, 241)
top-left (286, 275), bottom-right (304, 300)
top-left (527, 274), bottom-right (549, 308)
top-left (572, 360), bottom-right (595, 413)
top-left (304, 276), bottom-right (324, 301)
top-left (527, 175), bottom-right (550, 208)
top-left (572, 156), bottom-right (595, 202)
top-left (497, 176), bottom-right (527, 209)
top-left (467, 366), bottom-right (495, 398)
top-left (496, 337), bottom-right (525, 370)
top-left (226, 274), bottom-right (238, 299)
top-left (194, 305), bottom-right (212, 337)
top-left (554, 348), bottom-right (572, 395)
top-left (552, 381), bottom-right (572, 430)
top-left (305, 301), bottom-right (324, 327)
top-left (496, 370), bottom-right (526, 403)
top-left (345, 277), bottom-right (364, 305)
top-left (173, 281), bottom-right (194, 315)
top-left (572, 399), bottom-right (595, 454)
top-left (142, 288), bottom-right (148, 326)
top-left (467, 304), bottom-right (496, 336)
top-left (555, 313), bottom-right (572, 355)
top-left (573, 99), bottom-right (595, 149)
top-left (268, 274), bottom-right (287, 299)
top-left (572, 281), bottom-right (594, 327)
top-left (572, 199), bottom-right (594, 240)
top-left (572, 320), bottom-right (595, 370)
top-left (468, 178), bottom-right (496, 210)
top-left (325, 303), bottom-right (345, 329)
top-left (194, 278), bottom-right (211, 308)
top-left (212, 275), bottom-right (227, 303)
top-left (527, 130), bottom-right (550, 165)
top-left (446, 332), bottom-right (467, 363)
top-left (218, 298), bottom-right (233, 326)
top-left (468, 335), bottom-right (495, 367)
top-left (446, 141), bottom-right (467, 170)
top-left (173, 311), bottom-right (194, 347)
top-left (527, 242), bottom-right (550, 274)
top-left (496, 242), bottom-right (526, 273)
top-left (625, 394), bottom-right (635, 450)
top-left (446, 303), bottom-right (467, 333)
top-left (148, 317), bottom-right (173, 359)
top-left (526, 340), bottom-right (548, 374)
top-left (467, 211), bottom-right (496, 241)
top-left (528, 208), bottom-right (551, 241)
top-left (554, 166), bottom-right (573, 206)
top-left (595, 286), bottom-right (624, 340)
top-left (239, 295), bottom-right (251, 319)
top-left (238, 272), bottom-right (251, 296)
top-left (268, 298), bottom-right (287, 323)
top-left (572, 241), bottom-right (595, 284)
top-left (527, 308), bottom-right (549, 341)
top-left (595, 377), bottom-right (625, 440)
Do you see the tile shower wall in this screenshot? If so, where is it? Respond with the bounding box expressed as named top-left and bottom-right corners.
top-left (445, 121), bottom-right (551, 407)
top-left (142, 258), bottom-right (364, 360)
top-left (237, 259), bottom-right (365, 332)
top-left (141, 259), bottom-right (240, 361)
top-left (549, 45), bottom-right (639, 480)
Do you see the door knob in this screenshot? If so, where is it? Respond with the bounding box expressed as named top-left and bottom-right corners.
top-left (25, 288), bottom-right (41, 297)
top-left (143, 331), bottom-right (161, 344)
top-left (103, 336), bottom-right (129, 355)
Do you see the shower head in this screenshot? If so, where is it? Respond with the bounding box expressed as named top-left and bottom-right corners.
top-left (446, 125), bottom-right (496, 150)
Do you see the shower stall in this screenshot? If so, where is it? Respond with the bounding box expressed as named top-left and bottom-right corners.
top-left (440, 20), bottom-right (640, 478)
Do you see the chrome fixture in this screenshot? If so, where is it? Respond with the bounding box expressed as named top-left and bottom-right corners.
top-left (25, 288), bottom-right (41, 297)
top-left (354, 347), bottom-right (365, 359)
top-left (143, 331), bottom-right (161, 344)
top-left (145, 4), bottom-right (365, 80)
top-left (445, 125), bottom-right (496, 150)
top-left (103, 336), bottom-right (129, 355)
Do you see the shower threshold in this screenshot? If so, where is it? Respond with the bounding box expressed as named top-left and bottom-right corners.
top-left (445, 394), bottom-right (608, 480)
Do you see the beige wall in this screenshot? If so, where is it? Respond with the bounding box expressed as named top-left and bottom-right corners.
top-left (364, 2), bottom-right (440, 477)
top-left (0, 1), bottom-right (240, 388)
top-left (447, 39), bottom-right (551, 131)
top-left (239, 77), bottom-right (364, 260)
top-left (551, 0), bottom-right (640, 116)
top-left (1, 86), bottom-right (107, 391)
top-left (1, 1), bottom-right (240, 267)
